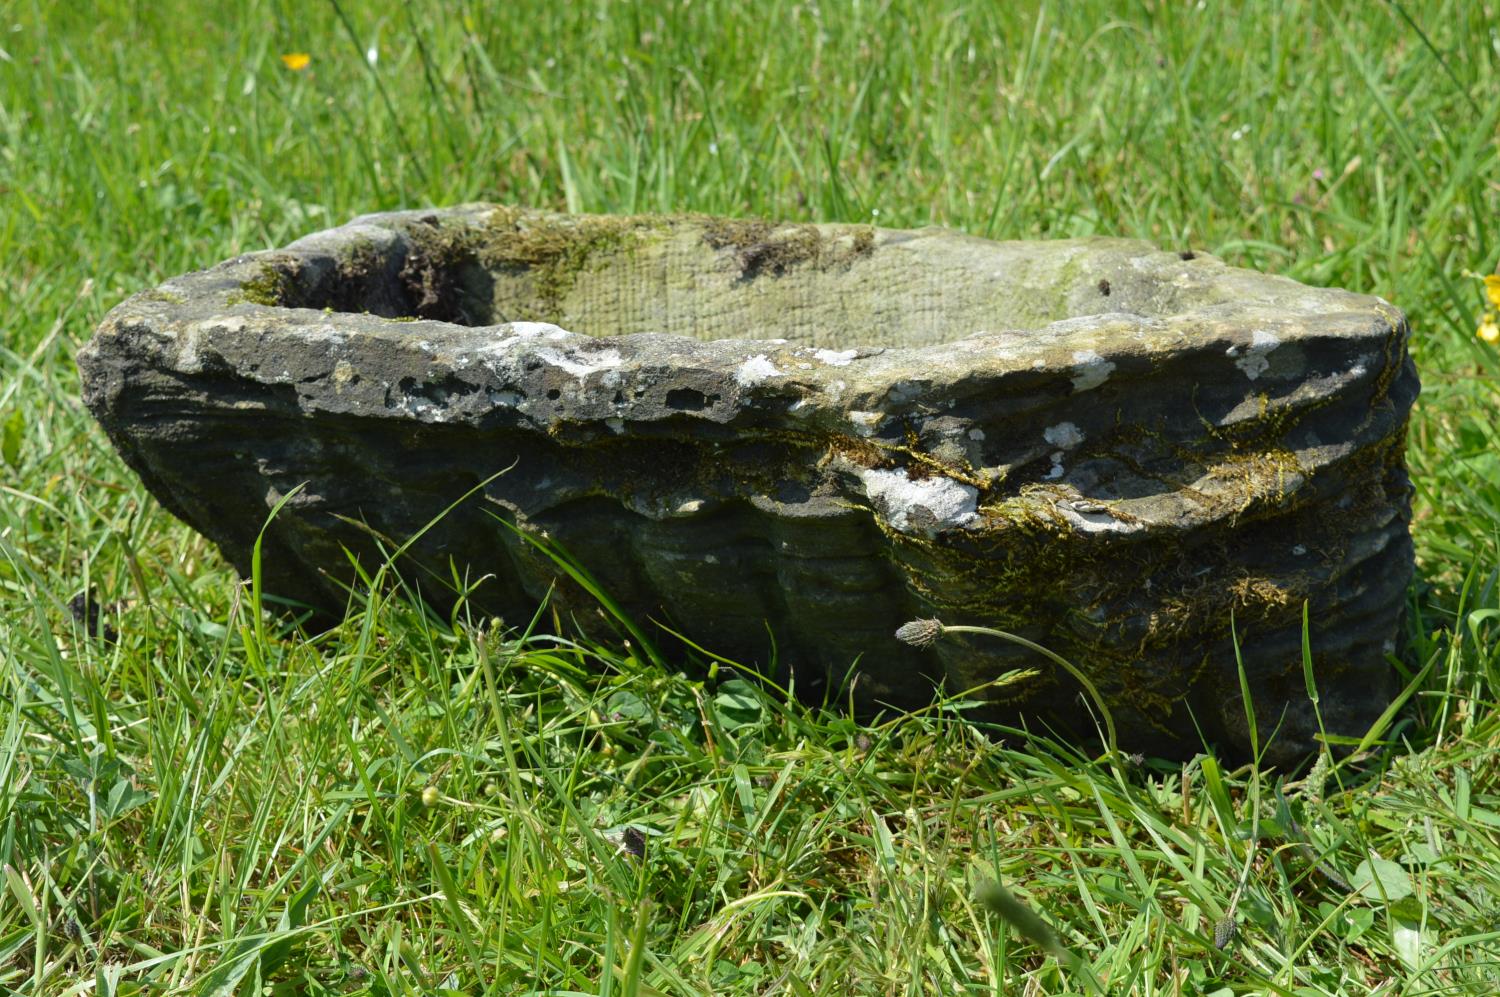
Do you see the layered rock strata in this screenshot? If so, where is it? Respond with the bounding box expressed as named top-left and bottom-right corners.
top-left (79, 205), bottom-right (1419, 762)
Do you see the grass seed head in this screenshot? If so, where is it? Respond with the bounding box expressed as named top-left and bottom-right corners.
top-left (895, 618), bottom-right (945, 648)
top-left (1213, 915), bottom-right (1238, 950)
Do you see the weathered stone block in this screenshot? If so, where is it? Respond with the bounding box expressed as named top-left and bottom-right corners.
top-left (79, 205), bottom-right (1418, 762)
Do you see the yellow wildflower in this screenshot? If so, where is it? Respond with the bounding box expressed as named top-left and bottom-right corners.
top-left (280, 52), bottom-right (311, 71)
top-left (1485, 275), bottom-right (1500, 310)
top-left (1479, 311), bottom-right (1500, 346)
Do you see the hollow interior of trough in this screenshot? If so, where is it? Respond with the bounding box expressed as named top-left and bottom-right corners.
top-left (299, 213), bottom-right (1212, 349)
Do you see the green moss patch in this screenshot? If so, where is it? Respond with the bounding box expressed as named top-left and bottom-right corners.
top-left (476, 208), bottom-right (658, 323)
top-left (227, 259), bottom-right (298, 308)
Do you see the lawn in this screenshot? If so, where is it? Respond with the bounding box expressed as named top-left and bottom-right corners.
top-left (3, 0), bottom-right (1500, 993)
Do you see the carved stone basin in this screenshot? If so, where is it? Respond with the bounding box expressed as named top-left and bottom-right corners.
top-left (79, 205), bottom-right (1419, 761)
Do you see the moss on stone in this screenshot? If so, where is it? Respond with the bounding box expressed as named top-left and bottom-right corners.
top-left (392, 209), bottom-right (882, 330)
top-left (335, 235), bottom-right (383, 280)
top-left (398, 214), bottom-right (487, 322)
top-left (476, 208), bottom-right (654, 323)
top-left (227, 260), bottom-right (296, 307)
top-left (863, 437), bottom-right (1332, 726)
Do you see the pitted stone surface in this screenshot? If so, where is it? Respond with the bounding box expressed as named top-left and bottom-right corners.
top-left (79, 204), bottom-right (1419, 763)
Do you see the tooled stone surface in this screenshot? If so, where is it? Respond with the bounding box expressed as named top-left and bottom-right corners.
top-left (78, 204), bottom-right (1419, 763)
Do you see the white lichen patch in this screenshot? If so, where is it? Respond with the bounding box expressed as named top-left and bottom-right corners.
top-left (812, 348), bottom-right (858, 367)
top-left (967, 428), bottom-right (986, 442)
top-left (859, 468), bottom-right (978, 535)
top-left (536, 346), bottom-right (624, 381)
top-left (1070, 350), bottom-right (1116, 392)
top-left (735, 354), bottom-right (782, 387)
top-left (503, 322), bottom-right (561, 338)
top-left (605, 417), bottom-right (625, 434)
top-left (1045, 452), bottom-right (1066, 480)
top-left (1227, 328), bottom-right (1280, 380)
top-left (398, 397), bottom-right (446, 421)
top-left (479, 322), bottom-right (573, 356)
top-left (1043, 421), bottom-right (1085, 449)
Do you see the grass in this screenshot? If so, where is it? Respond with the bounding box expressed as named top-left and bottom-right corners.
top-left (2, 0), bottom-right (1500, 992)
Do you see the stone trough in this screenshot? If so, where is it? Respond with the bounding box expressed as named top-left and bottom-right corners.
top-left (79, 205), bottom-right (1418, 762)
